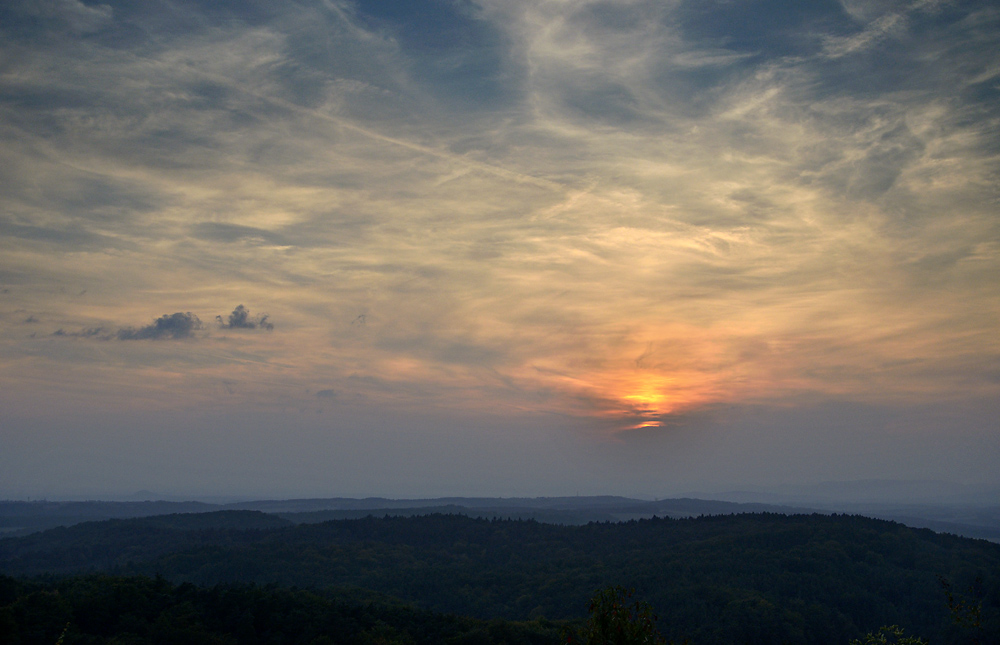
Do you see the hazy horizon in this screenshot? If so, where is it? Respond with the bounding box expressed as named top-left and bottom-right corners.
top-left (9, 476), bottom-right (1000, 506)
top-left (2, 0), bottom-right (998, 502)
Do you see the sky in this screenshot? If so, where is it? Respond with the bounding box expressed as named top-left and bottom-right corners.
top-left (1, 0), bottom-right (998, 502)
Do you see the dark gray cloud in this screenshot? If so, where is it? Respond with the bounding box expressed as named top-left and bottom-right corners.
top-left (116, 312), bottom-right (202, 340)
top-left (0, 0), bottom-right (113, 40)
top-left (216, 305), bottom-right (273, 331)
top-left (315, 389), bottom-right (336, 399)
top-left (190, 213), bottom-right (376, 250)
top-left (48, 307), bottom-right (274, 341)
top-left (376, 333), bottom-right (503, 367)
top-left (52, 326), bottom-right (107, 338)
top-left (0, 216), bottom-right (122, 250)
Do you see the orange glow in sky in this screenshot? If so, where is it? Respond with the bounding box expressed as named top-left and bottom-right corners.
top-left (583, 369), bottom-right (719, 430)
top-left (1, 0), bottom-right (999, 499)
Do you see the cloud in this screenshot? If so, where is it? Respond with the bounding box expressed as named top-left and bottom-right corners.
top-left (44, 306), bottom-right (276, 344)
top-left (10, 0), bottom-right (113, 35)
top-left (216, 305), bottom-right (273, 331)
top-left (0, 217), bottom-right (123, 250)
top-left (0, 0), bottom-right (997, 434)
top-left (52, 327), bottom-right (107, 338)
top-left (191, 222), bottom-right (287, 246)
top-left (822, 12), bottom-right (906, 58)
top-left (116, 313), bottom-right (202, 340)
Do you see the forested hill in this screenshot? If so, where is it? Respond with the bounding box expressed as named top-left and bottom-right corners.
top-left (0, 575), bottom-right (566, 645)
top-left (2, 512), bottom-right (999, 644)
top-left (0, 496), bottom-right (818, 536)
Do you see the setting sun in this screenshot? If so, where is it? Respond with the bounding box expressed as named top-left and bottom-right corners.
top-left (0, 0), bottom-right (997, 504)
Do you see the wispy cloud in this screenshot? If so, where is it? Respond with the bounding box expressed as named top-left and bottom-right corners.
top-left (0, 0), bottom-right (996, 433)
top-left (53, 326), bottom-right (107, 338)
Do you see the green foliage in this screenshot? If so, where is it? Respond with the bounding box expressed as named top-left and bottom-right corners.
top-left (567, 586), bottom-right (666, 645)
top-left (0, 574), bottom-right (565, 644)
top-left (849, 625), bottom-right (926, 645)
top-left (940, 575), bottom-right (988, 645)
top-left (2, 512), bottom-right (1000, 643)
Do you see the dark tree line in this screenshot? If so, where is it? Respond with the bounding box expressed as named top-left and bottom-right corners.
top-left (0, 574), bottom-right (565, 644)
top-left (2, 512), bottom-right (998, 643)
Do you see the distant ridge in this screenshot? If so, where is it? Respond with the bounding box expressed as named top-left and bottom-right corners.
top-left (0, 496), bottom-right (812, 536)
top-left (3, 495), bottom-right (998, 541)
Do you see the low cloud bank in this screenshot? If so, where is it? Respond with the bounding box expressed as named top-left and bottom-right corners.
top-left (117, 312), bottom-right (202, 340)
top-left (49, 305), bottom-right (274, 341)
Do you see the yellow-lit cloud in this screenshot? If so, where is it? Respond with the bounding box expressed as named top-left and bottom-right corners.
top-left (0, 0), bottom-right (998, 439)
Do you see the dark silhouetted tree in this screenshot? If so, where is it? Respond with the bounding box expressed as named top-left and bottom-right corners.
top-left (567, 586), bottom-right (666, 645)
